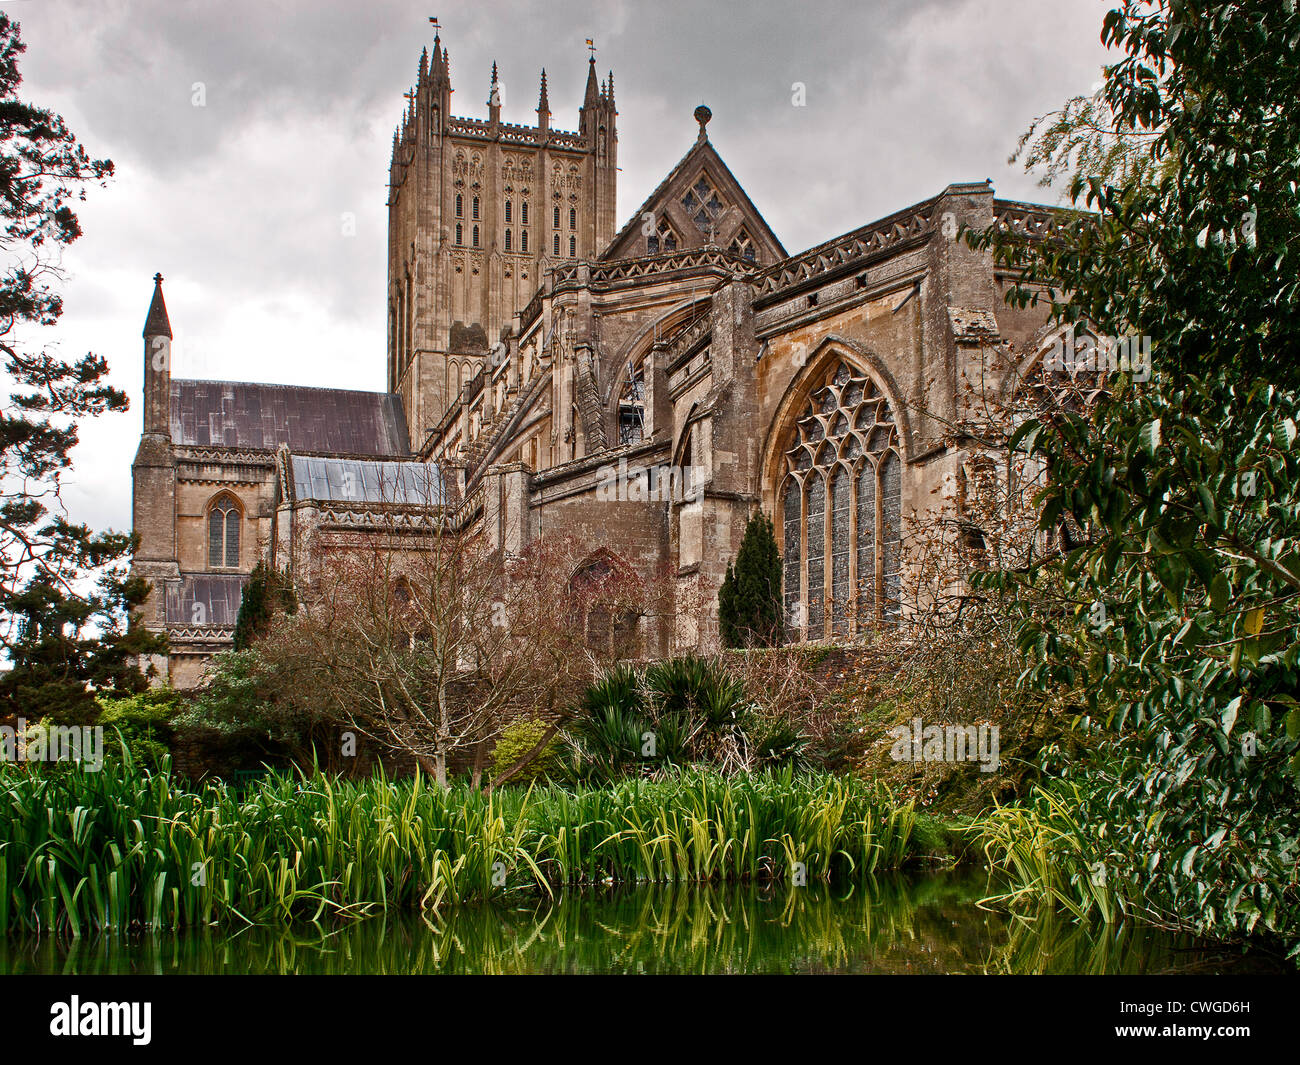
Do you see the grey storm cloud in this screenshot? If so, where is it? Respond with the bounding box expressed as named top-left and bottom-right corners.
top-left (3, 0), bottom-right (1112, 535)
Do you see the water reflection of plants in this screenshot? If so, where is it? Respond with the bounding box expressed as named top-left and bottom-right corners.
top-left (984, 904), bottom-right (1285, 976)
top-left (0, 875), bottom-right (1010, 975)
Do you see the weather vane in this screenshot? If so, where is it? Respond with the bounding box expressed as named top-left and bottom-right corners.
top-left (429, 16), bottom-right (440, 33)
top-left (586, 38), bottom-right (596, 60)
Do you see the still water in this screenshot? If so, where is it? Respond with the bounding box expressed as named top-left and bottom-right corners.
top-left (0, 872), bottom-right (1281, 975)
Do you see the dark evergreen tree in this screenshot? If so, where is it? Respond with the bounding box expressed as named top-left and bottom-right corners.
top-left (232, 561), bottom-right (297, 651)
top-left (0, 15), bottom-right (124, 661)
top-left (0, 570), bottom-right (164, 724)
top-left (718, 512), bottom-right (783, 648)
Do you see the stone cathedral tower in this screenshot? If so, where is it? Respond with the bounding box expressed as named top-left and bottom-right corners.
top-left (387, 33), bottom-right (618, 446)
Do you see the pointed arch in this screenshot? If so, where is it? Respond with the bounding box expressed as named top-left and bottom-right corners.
top-left (760, 335), bottom-right (912, 511)
top-left (206, 491), bottom-right (243, 570)
top-left (569, 550), bottom-right (640, 659)
top-left (764, 344), bottom-right (906, 640)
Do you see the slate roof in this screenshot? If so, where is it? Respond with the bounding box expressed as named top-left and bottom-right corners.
top-left (290, 454), bottom-right (446, 505)
top-left (169, 379), bottom-right (410, 456)
top-left (165, 574), bottom-right (247, 628)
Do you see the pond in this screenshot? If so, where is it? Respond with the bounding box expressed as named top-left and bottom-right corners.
top-left (0, 872), bottom-right (1281, 975)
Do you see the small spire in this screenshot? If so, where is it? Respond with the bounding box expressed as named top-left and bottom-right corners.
top-left (606, 70), bottom-right (615, 109)
top-left (537, 68), bottom-right (550, 116)
top-left (143, 273), bottom-right (172, 339)
top-left (582, 51), bottom-right (601, 110)
top-left (488, 61), bottom-right (501, 111)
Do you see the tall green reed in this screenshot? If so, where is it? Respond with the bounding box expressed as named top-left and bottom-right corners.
top-left (0, 758), bottom-right (926, 935)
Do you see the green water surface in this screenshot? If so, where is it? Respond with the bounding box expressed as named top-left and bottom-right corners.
top-left (1, 872), bottom-right (1280, 975)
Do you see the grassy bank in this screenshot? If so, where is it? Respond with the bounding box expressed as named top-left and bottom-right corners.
top-left (0, 759), bottom-right (949, 935)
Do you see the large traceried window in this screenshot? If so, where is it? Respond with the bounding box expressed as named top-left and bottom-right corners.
top-left (780, 360), bottom-right (901, 640)
top-left (207, 494), bottom-right (241, 569)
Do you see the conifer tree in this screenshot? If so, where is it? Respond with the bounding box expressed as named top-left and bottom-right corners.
top-left (718, 512), bottom-right (783, 648)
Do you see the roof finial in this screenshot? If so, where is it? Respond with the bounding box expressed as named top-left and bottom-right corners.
top-left (694, 103), bottom-right (712, 143)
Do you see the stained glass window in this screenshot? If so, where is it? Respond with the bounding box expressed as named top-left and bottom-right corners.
top-left (208, 494), bottom-right (241, 569)
top-left (779, 360), bottom-right (901, 640)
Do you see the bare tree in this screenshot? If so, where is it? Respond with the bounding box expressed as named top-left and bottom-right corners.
top-left (260, 497), bottom-right (679, 787)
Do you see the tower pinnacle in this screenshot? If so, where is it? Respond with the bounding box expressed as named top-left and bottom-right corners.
top-left (143, 273), bottom-right (172, 339)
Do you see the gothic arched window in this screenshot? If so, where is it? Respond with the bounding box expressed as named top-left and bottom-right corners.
top-left (472, 196), bottom-right (480, 220)
top-left (569, 235), bottom-right (576, 257)
top-left (208, 494), bottom-right (241, 569)
top-left (553, 205), bottom-right (560, 228)
top-left (505, 228), bottom-right (512, 251)
top-left (472, 225), bottom-right (480, 248)
top-left (521, 230), bottom-right (528, 253)
top-left (455, 193), bottom-right (463, 217)
top-left (569, 207), bottom-right (576, 230)
top-left (521, 201), bottom-right (529, 225)
top-left (728, 229), bottom-right (757, 261)
top-left (554, 233), bottom-right (560, 256)
top-left (779, 360), bottom-right (901, 640)
top-left (647, 219), bottom-right (679, 255)
top-left (569, 556), bottom-right (638, 659)
top-left (455, 223), bottom-right (463, 245)
top-left (618, 359), bottom-right (646, 445)
top-left (505, 200), bottom-right (512, 223)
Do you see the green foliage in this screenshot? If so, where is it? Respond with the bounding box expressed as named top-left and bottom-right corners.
top-left (1012, 88), bottom-right (1166, 192)
top-left (491, 718), bottom-right (561, 784)
top-left (971, 0), bottom-right (1300, 954)
top-left (232, 561), bottom-right (296, 652)
top-left (0, 574), bottom-right (165, 725)
top-left (719, 512), bottom-right (783, 649)
top-left (566, 656), bottom-right (805, 780)
top-left (0, 15), bottom-right (133, 672)
top-left (0, 759), bottom-right (927, 933)
top-left (178, 649), bottom-right (329, 768)
top-left (96, 688), bottom-right (181, 771)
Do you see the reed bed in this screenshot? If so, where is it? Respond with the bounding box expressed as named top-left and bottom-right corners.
top-left (0, 759), bottom-right (925, 934)
top-left (976, 784), bottom-right (1122, 925)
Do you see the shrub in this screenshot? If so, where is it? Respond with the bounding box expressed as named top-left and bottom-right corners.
top-left (491, 718), bottom-right (562, 784)
top-left (565, 655), bottom-right (806, 780)
top-left (96, 688), bottom-right (181, 770)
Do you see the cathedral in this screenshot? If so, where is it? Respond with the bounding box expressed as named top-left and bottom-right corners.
top-left (131, 31), bottom-right (1061, 688)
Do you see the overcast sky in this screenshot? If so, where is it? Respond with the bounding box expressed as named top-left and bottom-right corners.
top-left (6, 0), bottom-right (1114, 536)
